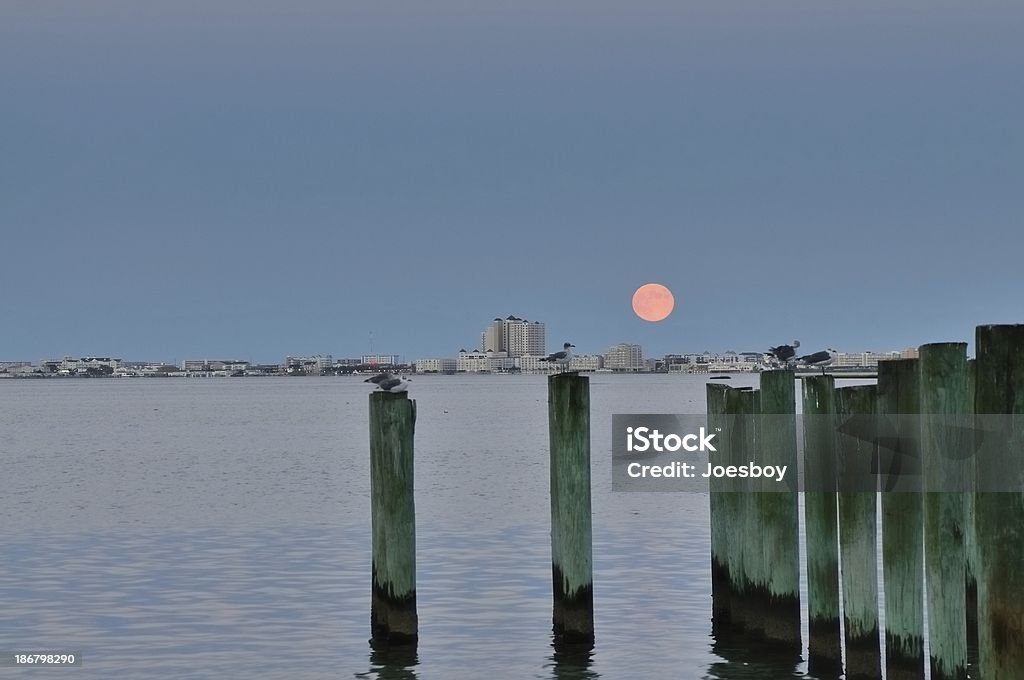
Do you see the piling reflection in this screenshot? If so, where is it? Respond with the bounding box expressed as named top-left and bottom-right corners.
top-left (707, 629), bottom-right (806, 679)
top-left (361, 641), bottom-right (418, 680)
top-left (548, 638), bottom-right (598, 680)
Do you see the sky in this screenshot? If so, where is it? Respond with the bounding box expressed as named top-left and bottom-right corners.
top-left (2, 1), bottom-right (1022, 363)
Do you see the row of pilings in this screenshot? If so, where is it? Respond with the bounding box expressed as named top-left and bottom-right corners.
top-left (709, 325), bottom-right (1024, 679)
top-left (365, 324), bottom-right (1024, 680)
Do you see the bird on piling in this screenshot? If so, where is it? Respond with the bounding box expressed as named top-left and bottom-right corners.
top-left (767, 340), bottom-right (801, 367)
top-left (797, 348), bottom-right (838, 375)
top-left (539, 342), bottom-right (575, 372)
top-left (364, 373), bottom-right (410, 393)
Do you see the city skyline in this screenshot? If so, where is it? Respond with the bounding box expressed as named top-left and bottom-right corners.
top-left (1, 342), bottom-right (919, 370)
top-left (0, 304), bottom-right (946, 368)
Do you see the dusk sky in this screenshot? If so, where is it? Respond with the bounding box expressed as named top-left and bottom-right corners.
top-left (2, 1), bottom-right (1022, 362)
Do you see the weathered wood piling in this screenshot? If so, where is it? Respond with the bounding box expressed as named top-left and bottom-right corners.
top-left (801, 375), bottom-right (841, 673)
top-left (974, 324), bottom-right (1024, 678)
top-left (548, 372), bottom-right (594, 643)
top-left (919, 342), bottom-right (970, 680)
top-left (877, 358), bottom-right (924, 678)
top-left (964, 358), bottom-right (978, 644)
top-left (706, 383), bottom-right (732, 631)
top-left (697, 327), bottom-right (1024, 677)
top-left (368, 391), bottom-right (418, 645)
top-left (835, 384), bottom-right (881, 679)
top-left (720, 387), bottom-right (760, 634)
top-left (756, 370), bottom-right (800, 650)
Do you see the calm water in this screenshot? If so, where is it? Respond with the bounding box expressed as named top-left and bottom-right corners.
top-left (2, 374), bottom-right (862, 679)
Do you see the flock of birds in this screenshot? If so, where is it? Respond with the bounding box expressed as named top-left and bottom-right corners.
top-left (362, 341), bottom-right (837, 393)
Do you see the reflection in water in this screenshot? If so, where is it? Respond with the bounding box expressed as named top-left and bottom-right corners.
top-left (359, 641), bottom-right (418, 680)
top-left (549, 638), bottom-right (598, 680)
top-left (707, 628), bottom-right (806, 680)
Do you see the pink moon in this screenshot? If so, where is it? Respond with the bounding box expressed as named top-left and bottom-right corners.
top-left (632, 283), bottom-right (675, 322)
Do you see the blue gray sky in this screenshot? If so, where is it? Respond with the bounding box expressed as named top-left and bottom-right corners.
top-left (2, 1), bottom-right (1022, 362)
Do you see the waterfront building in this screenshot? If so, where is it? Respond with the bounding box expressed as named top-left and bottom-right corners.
top-left (0, 361), bottom-right (38, 376)
top-left (517, 353), bottom-right (602, 373)
top-left (456, 350), bottom-right (515, 373)
top-left (479, 315), bottom-right (546, 357)
top-left (182, 359), bottom-right (247, 372)
top-left (604, 344), bottom-right (644, 372)
top-left (518, 355), bottom-right (551, 373)
top-left (835, 351), bottom-right (901, 368)
top-left (414, 358), bottom-right (457, 373)
top-left (284, 356), bottom-right (333, 375)
top-left (571, 354), bottom-right (603, 372)
top-left (362, 354), bottom-right (400, 367)
top-left (0, 361), bottom-right (33, 371)
top-left (45, 356), bottom-right (123, 374)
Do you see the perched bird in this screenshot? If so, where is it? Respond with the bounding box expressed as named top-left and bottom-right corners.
top-left (539, 342), bottom-right (575, 372)
top-left (767, 340), bottom-right (801, 365)
top-left (797, 348), bottom-right (838, 374)
top-left (364, 373), bottom-right (410, 393)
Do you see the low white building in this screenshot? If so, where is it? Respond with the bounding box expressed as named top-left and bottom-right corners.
top-left (51, 356), bottom-right (122, 374)
top-left (362, 354), bottom-right (400, 367)
top-left (835, 351), bottom-right (901, 368)
top-left (457, 350), bottom-right (515, 373)
top-left (518, 355), bottom-right (554, 373)
top-left (0, 361), bottom-right (39, 376)
top-left (183, 359), bottom-right (248, 372)
top-left (517, 353), bottom-right (604, 373)
top-left (571, 354), bottom-right (603, 371)
top-left (414, 358), bottom-right (457, 373)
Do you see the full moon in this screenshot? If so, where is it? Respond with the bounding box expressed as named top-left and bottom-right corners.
top-left (632, 283), bottom-right (675, 322)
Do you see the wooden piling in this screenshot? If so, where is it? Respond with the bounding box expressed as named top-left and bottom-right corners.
top-left (723, 387), bottom-right (760, 633)
top-left (974, 324), bottom-right (1024, 678)
top-left (877, 359), bottom-right (924, 678)
top-left (369, 391), bottom-right (418, 645)
top-left (801, 375), bottom-right (841, 673)
top-left (835, 384), bottom-right (881, 679)
top-left (756, 370), bottom-right (800, 650)
top-left (707, 383), bottom-right (732, 631)
top-left (919, 342), bottom-right (970, 680)
top-left (548, 372), bottom-right (594, 643)
top-left (964, 358), bottom-right (978, 647)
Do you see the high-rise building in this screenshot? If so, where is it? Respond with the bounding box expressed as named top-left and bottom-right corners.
top-left (479, 315), bottom-right (546, 357)
top-left (481, 318), bottom-right (504, 353)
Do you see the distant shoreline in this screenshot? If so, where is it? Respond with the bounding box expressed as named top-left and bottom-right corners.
top-left (0, 368), bottom-right (880, 380)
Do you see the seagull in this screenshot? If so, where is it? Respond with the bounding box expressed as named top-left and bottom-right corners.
top-left (363, 373), bottom-right (410, 393)
top-left (797, 348), bottom-right (838, 375)
top-left (767, 340), bottom-right (800, 366)
top-left (539, 342), bottom-right (575, 372)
